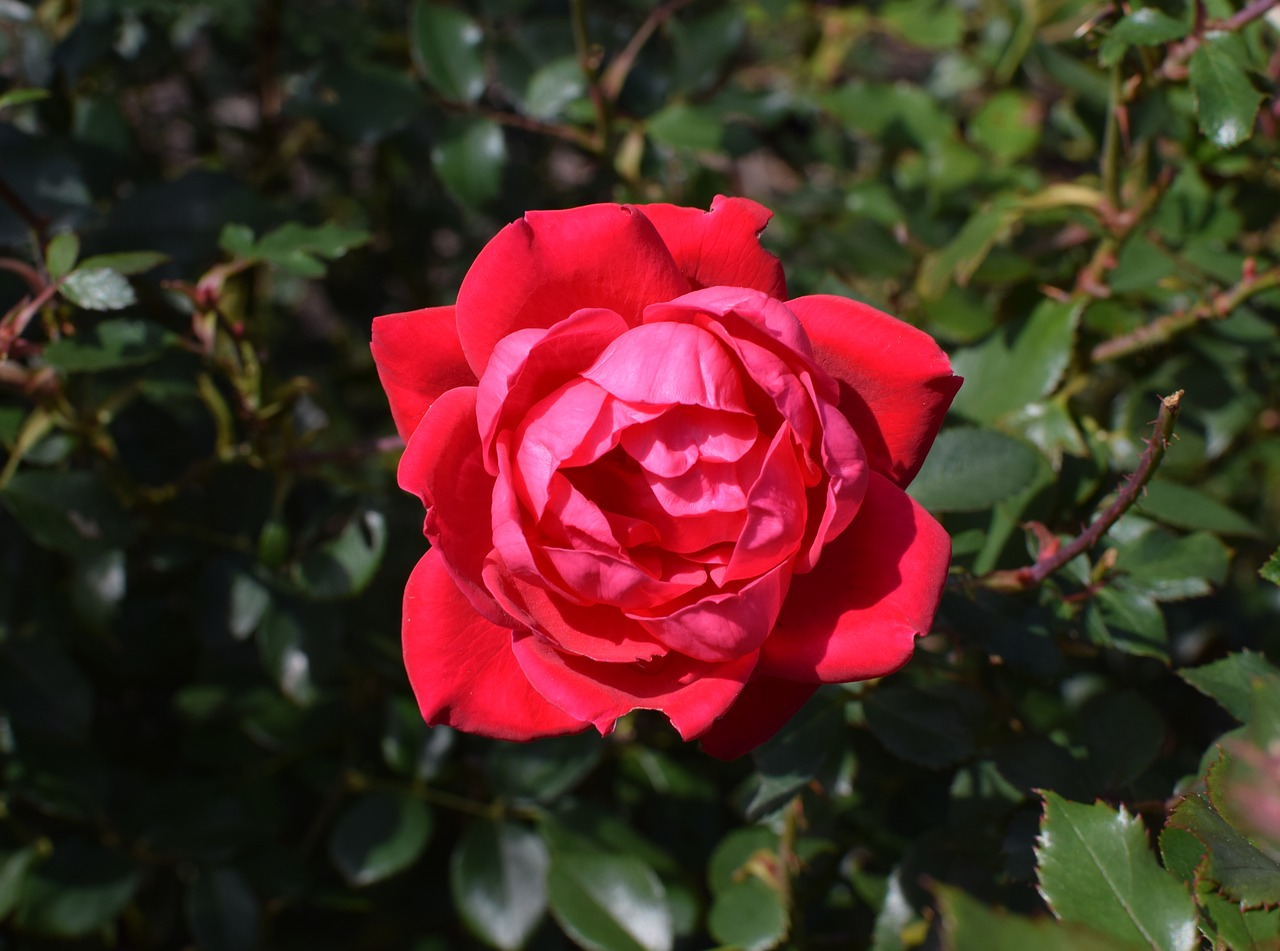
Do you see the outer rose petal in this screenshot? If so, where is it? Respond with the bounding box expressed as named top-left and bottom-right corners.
top-left (371, 306), bottom-right (476, 440)
top-left (788, 295), bottom-right (961, 487)
top-left (398, 386), bottom-right (512, 626)
top-left (403, 551), bottom-right (589, 740)
top-left (759, 471), bottom-right (951, 683)
top-left (456, 204), bottom-right (690, 377)
top-left (639, 195), bottom-right (787, 299)
top-left (699, 676), bottom-right (820, 760)
top-left (511, 634), bottom-right (759, 739)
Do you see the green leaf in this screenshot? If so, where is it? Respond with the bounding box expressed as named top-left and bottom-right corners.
top-left (290, 506), bottom-right (386, 600)
top-left (1, 469), bottom-right (133, 553)
top-left (707, 876), bottom-right (788, 951)
top-left (1189, 36), bottom-right (1263, 149)
top-left (524, 57), bottom-right (586, 121)
top-left (1258, 547), bottom-right (1280, 586)
top-left (1136, 480), bottom-right (1260, 537)
top-left (744, 694), bottom-right (844, 820)
top-left (60, 267), bottom-right (136, 311)
top-left (487, 732), bottom-right (602, 804)
top-left (0, 848), bottom-right (37, 919)
top-left (329, 792), bottom-right (433, 887)
top-left (255, 600), bottom-right (339, 707)
top-left (43, 318), bottom-right (173, 372)
top-left (76, 251), bottom-right (169, 274)
top-left (219, 223), bottom-right (257, 258)
top-left (548, 851), bottom-right (673, 951)
top-left (15, 840), bottom-right (141, 938)
top-left (1036, 792), bottom-right (1198, 951)
top-left (252, 221), bottom-right (372, 276)
top-left (936, 884), bottom-right (1142, 950)
top-left (1165, 793), bottom-right (1280, 908)
top-left (949, 300), bottom-right (1081, 423)
top-left (184, 869), bottom-right (261, 951)
top-left (1202, 898), bottom-right (1280, 951)
top-left (0, 88), bottom-right (50, 110)
top-left (1179, 651), bottom-right (1280, 722)
top-left (646, 103), bottom-right (724, 152)
top-left (450, 821), bottom-right (549, 951)
top-left (1085, 585), bottom-right (1169, 661)
top-left (1080, 691), bottom-right (1164, 789)
top-left (907, 427), bottom-right (1041, 513)
top-left (1099, 9), bottom-right (1188, 67)
top-left (864, 685), bottom-right (979, 769)
top-left (1114, 529), bottom-right (1230, 601)
top-left (432, 118), bottom-right (507, 210)
top-left (708, 827), bottom-right (777, 895)
top-left (45, 232), bottom-right (80, 279)
top-left (969, 91), bottom-right (1041, 163)
top-left (916, 200), bottom-right (1020, 301)
top-left (411, 0), bottom-right (485, 103)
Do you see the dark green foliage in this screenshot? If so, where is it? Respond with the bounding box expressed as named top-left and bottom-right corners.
top-left (1, 1), bottom-right (1279, 949)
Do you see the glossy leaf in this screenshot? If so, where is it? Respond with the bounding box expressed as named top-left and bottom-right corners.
top-left (937, 884), bottom-right (1141, 950)
top-left (1136, 480), bottom-right (1260, 537)
top-left (1165, 793), bottom-right (1280, 909)
top-left (1, 470), bottom-right (133, 553)
top-left (908, 427), bottom-right (1040, 513)
top-left (707, 876), bottom-right (787, 951)
top-left (547, 851), bottom-right (673, 951)
top-left (60, 267), bottom-right (136, 310)
top-left (451, 821), bottom-right (549, 951)
top-left (411, 1), bottom-right (485, 103)
top-left (1179, 651), bottom-right (1280, 722)
top-left (1189, 37), bottom-right (1263, 150)
top-left (1036, 792), bottom-right (1198, 951)
top-left (432, 118), bottom-right (506, 210)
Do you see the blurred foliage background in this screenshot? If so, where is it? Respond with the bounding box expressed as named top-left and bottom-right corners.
top-left (1, 0), bottom-right (1280, 948)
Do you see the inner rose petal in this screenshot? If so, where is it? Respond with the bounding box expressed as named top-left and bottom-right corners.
top-left (582, 321), bottom-right (750, 412)
top-left (620, 405), bottom-right (758, 478)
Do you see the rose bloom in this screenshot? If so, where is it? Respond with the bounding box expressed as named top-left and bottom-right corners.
top-left (372, 197), bottom-right (960, 758)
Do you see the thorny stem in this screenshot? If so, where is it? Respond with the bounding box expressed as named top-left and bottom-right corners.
top-left (778, 796), bottom-right (802, 944)
top-left (980, 390), bottom-right (1184, 592)
top-left (1091, 262), bottom-right (1280, 362)
top-left (1162, 0), bottom-right (1280, 79)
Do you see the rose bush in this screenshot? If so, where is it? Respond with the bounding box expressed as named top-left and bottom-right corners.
top-left (372, 196), bottom-right (961, 758)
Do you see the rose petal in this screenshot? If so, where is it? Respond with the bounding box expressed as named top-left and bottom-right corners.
top-left (720, 425), bottom-right (807, 584)
top-left (620, 406), bottom-right (758, 478)
top-left (403, 550), bottom-right (588, 740)
top-left (638, 195), bottom-right (787, 299)
top-left (628, 560), bottom-right (791, 663)
top-left (759, 471), bottom-right (951, 683)
top-left (484, 559), bottom-right (669, 663)
top-left (511, 633), bottom-right (759, 738)
top-left (398, 386), bottom-right (512, 626)
top-left (699, 676), bottom-right (820, 759)
top-left (788, 295), bottom-right (962, 487)
top-left (582, 321), bottom-right (751, 412)
top-left (371, 306), bottom-right (476, 440)
top-left (456, 204), bottom-right (690, 377)
top-left (793, 399), bottom-right (868, 574)
top-left (478, 307), bottom-right (630, 474)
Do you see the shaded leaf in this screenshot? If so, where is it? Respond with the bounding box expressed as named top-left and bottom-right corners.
top-left (1036, 792), bottom-right (1197, 951)
top-left (707, 876), bottom-right (787, 951)
top-left (43, 318), bottom-right (173, 372)
top-left (290, 506), bottom-right (386, 600)
top-left (1, 469), bottom-right (133, 553)
top-left (15, 840), bottom-right (140, 938)
top-left (1179, 651), bottom-right (1280, 722)
top-left (1137, 480), bottom-right (1260, 537)
top-left (432, 118), bottom-right (506, 211)
top-left (184, 868), bottom-right (261, 951)
top-left (329, 792), bottom-right (433, 887)
top-left (937, 883), bottom-right (1141, 950)
top-left (487, 732), bottom-right (602, 804)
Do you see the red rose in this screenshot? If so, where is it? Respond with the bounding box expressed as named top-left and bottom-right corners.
top-left (372, 196), bottom-right (961, 758)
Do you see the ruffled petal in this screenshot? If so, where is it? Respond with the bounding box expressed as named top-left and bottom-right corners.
top-left (456, 204), bottom-right (690, 377)
top-left (398, 386), bottom-right (512, 626)
top-left (403, 551), bottom-right (589, 740)
top-left (511, 634), bottom-right (759, 738)
top-left (788, 295), bottom-right (962, 488)
top-left (699, 676), bottom-right (820, 760)
top-left (371, 306), bottom-right (476, 440)
top-left (759, 471), bottom-right (951, 683)
top-left (638, 195), bottom-right (787, 299)
top-left (477, 308), bottom-right (630, 475)
top-left (628, 560), bottom-right (791, 663)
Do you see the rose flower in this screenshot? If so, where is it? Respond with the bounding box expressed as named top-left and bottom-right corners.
top-left (372, 197), bottom-right (961, 758)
